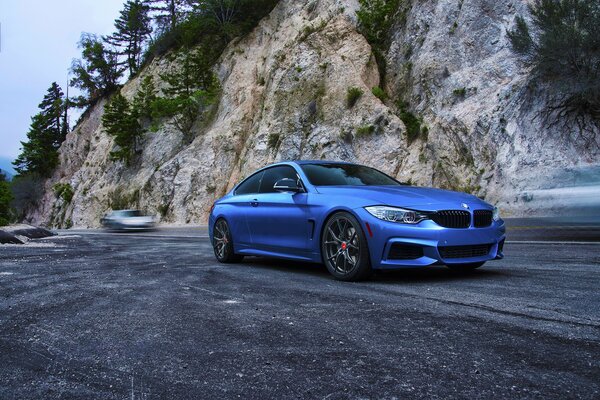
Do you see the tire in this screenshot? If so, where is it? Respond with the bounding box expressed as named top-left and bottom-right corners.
top-left (321, 212), bottom-right (372, 281)
top-left (446, 262), bottom-right (485, 272)
top-left (213, 219), bottom-right (244, 263)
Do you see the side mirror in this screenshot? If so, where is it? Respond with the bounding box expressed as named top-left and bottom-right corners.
top-left (274, 178), bottom-right (301, 193)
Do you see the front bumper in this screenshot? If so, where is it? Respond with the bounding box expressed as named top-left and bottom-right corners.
top-left (354, 208), bottom-right (506, 269)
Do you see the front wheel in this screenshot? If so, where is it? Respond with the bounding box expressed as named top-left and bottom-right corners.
top-left (321, 212), bottom-right (372, 281)
top-left (213, 219), bottom-right (244, 263)
top-left (446, 262), bottom-right (485, 272)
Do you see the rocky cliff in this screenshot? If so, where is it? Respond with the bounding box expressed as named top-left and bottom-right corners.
top-left (28, 0), bottom-right (600, 227)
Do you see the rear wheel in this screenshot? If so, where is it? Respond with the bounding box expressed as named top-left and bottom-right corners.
top-left (213, 219), bottom-right (243, 263)
top-left (446, 262), bottom-right (485, 272)
top-left (321, 212), bottom-right (372, 281)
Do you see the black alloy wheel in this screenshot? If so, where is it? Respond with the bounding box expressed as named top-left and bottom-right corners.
top-left (321, 212), bottom-right (372, 281)
top-left (213, 219), bottom-right (243, 263)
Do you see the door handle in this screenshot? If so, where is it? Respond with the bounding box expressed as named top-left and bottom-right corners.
top-left (250, 199), bottom-right (259, 207)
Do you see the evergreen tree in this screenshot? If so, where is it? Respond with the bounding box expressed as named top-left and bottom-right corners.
top-left (0, 171), bottom-right (13, 226)
top-left (70, 34), bottom-right (124, 107)
top-left (13, 83), bottom-right (68, 177)
top-left (39, 82), bottom-right (67, 143)
top-left (508, 0), bottom-right (600, 136)
top-left (102, 93), bottom-right (143, 163)
top-left (145, 0), bottom-right (188, 31)
top-left (188, 0), bottom-right (270, 39)
top-left (133, 75), bottom-right (158, 121)
top-left (13, 114), bottom-right (58, 177)
top-left (157, 47), bottom-right (220, 135)
top-left (105, 0), bottom-right (153, 76)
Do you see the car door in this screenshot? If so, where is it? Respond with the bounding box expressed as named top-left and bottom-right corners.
top-left (245, 165), bottom-right (311, 256)
top-left (227, 170), bottom-right (264, 247)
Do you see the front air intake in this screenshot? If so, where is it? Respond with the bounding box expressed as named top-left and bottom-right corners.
top-left (431, 210), bottom-right (471, 229)
top-left (438, 244), bottom-right (492, 259)
top-left (388, 243), bottom-right (424, 260)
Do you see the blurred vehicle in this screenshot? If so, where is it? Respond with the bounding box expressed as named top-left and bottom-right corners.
top-left (101, 210), bottom-right (156, 230)
top-left (519, 165), bottom-right (600, 217)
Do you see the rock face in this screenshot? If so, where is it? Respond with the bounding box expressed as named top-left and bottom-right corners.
top-left (28, 0), bottom-right (599, 228)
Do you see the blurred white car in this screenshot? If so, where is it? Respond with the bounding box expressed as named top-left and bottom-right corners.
top-left (101, 210), bottom-right (156, 230)
top-left (519, 165), bottom-right (600, 216)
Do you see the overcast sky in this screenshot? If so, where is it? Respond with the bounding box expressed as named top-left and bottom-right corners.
top-left (0, 0), bottom-right (124, 162)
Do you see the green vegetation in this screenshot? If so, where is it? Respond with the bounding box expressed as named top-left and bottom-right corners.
top-left (9, 174), bottom-right (44, 222)
top-left (299, 19), bottom-right (328, 42)
top-left (346, 87), bottom-right (364, 108)
top-left (356, 0), bottom-right (402, 79)
top-left (53, 183), bottom-right (74, 203)
top-left (356, 125), bottom-right (376, 138)
top-left (70, 34), bottom-right (124, 108)
top-left (105, 0), bottom-right (152, 75)
top-left (397, 102), bottom-right (427, 144)
top-left (156, 48), bottom-right (221, 136)
top-left (453, 87), bottom-right (466, 97)
top-left (13, 83), bottom-right (68, 177)
top-left (109, 189), bottom-right (140, 210)
top-left (144, 0), bottom-right (280, 63)
top-left (508, 0), bottom-right (600, 136)
top-left (267, 133), bottom-right (281, 150)
top-left (12, 0), bottom-right (281, 224)
top-left (102, 93), bottom-right (143, 163)
top-left (133, 76), bottom-right (158, 123)
top-left (0, 171), bottom-right (13, 226)
top-left (371, 86), bottom-right (387, 102)
top-left (449, 21), bottom-right (458, 35)
top-left (158, 203), bottom-right (170, 218)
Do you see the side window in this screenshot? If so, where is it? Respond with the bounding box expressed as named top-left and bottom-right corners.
top-left (235, 171), bottom-right (264, 195)
top-left (259, 166), bottom-right (299, 194)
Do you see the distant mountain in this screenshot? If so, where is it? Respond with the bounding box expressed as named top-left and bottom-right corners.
top-left (0, 157), bottom-right (16, 180)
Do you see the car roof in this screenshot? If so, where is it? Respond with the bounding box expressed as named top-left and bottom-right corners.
top-left (285, 160), bottom-right (356, 166)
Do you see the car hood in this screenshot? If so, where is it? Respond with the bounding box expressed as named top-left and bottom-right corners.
top-left (314, 186), bottom-right (490, 210)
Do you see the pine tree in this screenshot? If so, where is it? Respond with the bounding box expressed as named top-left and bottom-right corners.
top-left (0, 170), bottom-right (13, 226)
top-left (105, 0), bottom-right (153, 76)
top-left (13, 114), bottom-right (59, 177)
top-left (145, 0), bottom-right (188, 31)
top-left (102, 93), bottom-right (143, 163)
top-left (191, 0), bottom-right (241, 26)
top-left (157, 47), bottom-right (220, 135)
top-left (39, 82), bottom-right (67, 143)
top-left (70, 34), bottom-right (125, 107)
top-left (13, 83), bottom-right (68, 177)
top-left (133, 75), bottom-right (158, 121)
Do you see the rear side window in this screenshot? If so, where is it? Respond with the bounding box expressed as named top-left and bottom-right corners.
top-left (235, 171), bottom-right (264, 195)
top-left (259, 166), bottom-right (299, 194)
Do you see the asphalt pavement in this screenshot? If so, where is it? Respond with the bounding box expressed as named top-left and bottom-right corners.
top-left (0, 222), bottom-right (599, 399)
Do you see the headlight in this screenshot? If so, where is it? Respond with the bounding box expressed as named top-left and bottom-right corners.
top-left (493, 206), bottom-right (501, 221)
top-left (365, 206), bottom-right (427, 224)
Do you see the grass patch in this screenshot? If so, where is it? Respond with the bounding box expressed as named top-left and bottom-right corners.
top-left (109, 188), bottom-right (140, 210)
top-left (453, 87), bottom-right (466, 97)
top-left (53, 183), bottom-right (74, 203)
top-left (397, 102), bottom-right (427, 145)
top-left (346, 87), bottom-right (364, 108)
top-left (371, 86), bottom-right (387, 102)
top-left (356, 125), bottom-right (376, 138)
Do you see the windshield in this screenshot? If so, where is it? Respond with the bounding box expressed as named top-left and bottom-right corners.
top-left (300, 164), bottom-right (401, 186)
top-left (115, 210), bottom-right (142, 217)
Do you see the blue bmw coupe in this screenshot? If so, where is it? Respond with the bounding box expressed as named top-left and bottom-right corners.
top-left (209, 161), bottom-right (505, 281)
